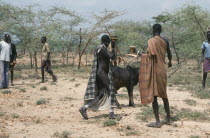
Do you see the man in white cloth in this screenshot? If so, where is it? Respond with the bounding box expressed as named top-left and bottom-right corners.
top-left (0, 34), bottom-right (11, 89)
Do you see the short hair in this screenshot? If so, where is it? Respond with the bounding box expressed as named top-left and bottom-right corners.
top-left (41, 36), bottom-right (47, 41)
top-left (153, 24), bottom-right (162, 33)
top-left (4, 34), bottom-right (10, 38)
top-left (101, 35), bottom-right (110, 43)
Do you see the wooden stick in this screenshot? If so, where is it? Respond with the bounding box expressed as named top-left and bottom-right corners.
top-left (77, 58), bottom-right (90, 73)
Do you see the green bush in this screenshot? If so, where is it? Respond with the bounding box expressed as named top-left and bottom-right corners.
top-left (2, 90), bottom-right (12, 94)
top-left (103, 120), bottom-right (117, 127)
top-left (36, 98), bottom-right (48, 105)
top-left (40, 86), bottom-right (48, 91)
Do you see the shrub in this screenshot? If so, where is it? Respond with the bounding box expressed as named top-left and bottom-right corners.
top-left (36, 98), bottom-right (48, 105)
top-left (103, 120), bottom-right (117, 127)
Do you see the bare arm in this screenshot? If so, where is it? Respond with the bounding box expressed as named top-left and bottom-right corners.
top-left (100, 47), bottom-right (116, 60)
top-left (13, 44), bottom-right (17, 61)
top-left (201, 42), bottom-right (205, 61)
top-left (202, 49), bottom-right (205, 58)
top-left (166, 41), bottom-right (172, 62)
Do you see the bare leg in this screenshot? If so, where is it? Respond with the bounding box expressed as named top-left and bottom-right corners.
top-left (162, 98), bottom-right (171, 124)
top-left (79, 97), bottom-right (100, 120)
top-left (127, 86), bottom-right (134, 107)
top-left (203, 72), bottom-right (207, 88)
top-left (10, 68), bottom-right (14, 86)
top-left (40, 66), bottom-right (45, 83)
top-left (147, 96), bottom-right (164, 128)
top-left (46, 66), bottom-right (57, 82)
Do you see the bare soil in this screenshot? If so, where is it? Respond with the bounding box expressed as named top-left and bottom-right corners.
top-left (0, 56), bottom-right (210, 138)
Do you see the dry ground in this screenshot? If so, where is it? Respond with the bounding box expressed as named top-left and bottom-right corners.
top-left (0, 56), bottom-right (210, 138)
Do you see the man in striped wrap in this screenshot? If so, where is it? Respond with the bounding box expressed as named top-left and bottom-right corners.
top-left (79, 35), bottom-right (117, 119)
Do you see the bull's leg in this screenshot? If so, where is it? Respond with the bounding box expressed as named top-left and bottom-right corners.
top-left (115, 98), bottom-right (121, 109)
top-left (127, 86), bottom-right (134, 107)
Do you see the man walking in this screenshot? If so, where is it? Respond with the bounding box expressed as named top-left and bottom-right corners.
top-left (139, 24), bottom-right (172, 128)
top-left (79, 35), bottom-right (117, 119)
top-left (40, 36), bottom-right (57, 83)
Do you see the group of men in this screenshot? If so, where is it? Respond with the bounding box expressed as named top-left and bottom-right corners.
top-left (0, 34), bottom-right (17, 89)
top-left (0, 35), bottom-right (57, 89)
top-left (1, 23), bottom-right (209, 128)
top-left (79, 23), bottom-right (172, 128)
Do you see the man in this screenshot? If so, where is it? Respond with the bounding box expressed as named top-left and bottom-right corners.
top-left (139, 24), bottom-right (172, 128)
top-left (10, 41), bottom-right (17, 86)
top-left (0, 34), bottom-right (11, 89)
top-left (40, 36), bottom-right (57, 83)
top-left (79, 35), bottom-right (117, 119)
top-left (201, 31), bottom-right (210, 88)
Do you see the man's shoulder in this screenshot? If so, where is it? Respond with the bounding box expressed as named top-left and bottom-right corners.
top-left (96, 44), bottom-right (106, 53)
top-left (148, 37), bottom-right (154, 41)
top-left (44, 42), bottom-right (50, 47)
top-left (203, 41), bottom-right (208, 44)
top-left (11, 43), bottom-right (15, 47)
top-left (0, 41), bottom-right (5, 45)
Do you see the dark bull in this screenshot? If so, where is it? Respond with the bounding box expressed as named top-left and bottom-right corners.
top-left (111, 65), bottom-right (139, 107)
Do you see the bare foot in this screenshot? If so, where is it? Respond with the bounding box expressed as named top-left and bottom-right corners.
top-left (39, 81), bottom-right (45, 83)
top-left (109, 112), bottom-right (115, 119)
top-left (164, 118), bottom-right (172, 125)
top-left (146, 122), bottom-right (164, 128)
top-left (79, 107), bottom-right (88, 120)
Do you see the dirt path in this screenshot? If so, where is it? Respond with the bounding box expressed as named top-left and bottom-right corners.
top-left (0, 70), bottom-right (210, 138)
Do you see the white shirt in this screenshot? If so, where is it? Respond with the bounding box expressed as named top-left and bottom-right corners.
top-left (0, 41), bottom-right (11, 62)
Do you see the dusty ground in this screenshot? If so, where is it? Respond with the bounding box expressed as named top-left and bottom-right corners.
top-left (0, 56), bottom-right (210, 138)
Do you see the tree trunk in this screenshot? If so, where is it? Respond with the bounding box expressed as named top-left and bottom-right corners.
top-left (86, 53), bottom-right (88, 66)
top-left (66, 49), bottom-right (69, 65)
top-left (30, 52), bottom-right (33, 68)
top-left (78, 28), bottom-right (82, 69)
top-left (34, 51), bottom-right (38, 79)
top-left (62, 48), bottom-right (65, 66)
top-left (171, 33), bottom-right (180, 64)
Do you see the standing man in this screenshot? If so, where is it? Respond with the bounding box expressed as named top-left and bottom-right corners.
top-left (0, 34), bottom-right (11, 89)
top-left (139, 24), bottom-right (172, 128)
top-left (40, 36), bottom-right (57, 83)
top-left (10, 41), bottom-right (17, 86)
top-left (79, 35), bottom-right (117, 119)
top-left (201, 31), bottom-right (210, 88)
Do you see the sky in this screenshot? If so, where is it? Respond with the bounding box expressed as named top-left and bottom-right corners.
top-left (2, 0), bottom-right (210, 22)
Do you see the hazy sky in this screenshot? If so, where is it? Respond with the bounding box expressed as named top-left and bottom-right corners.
top-left (2, 0), bottom-right (210, 21)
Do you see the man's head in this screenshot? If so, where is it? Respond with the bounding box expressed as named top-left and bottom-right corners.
top-left (153, 24), bottom-right (162, 36)
top-left (41, 36), bottom-right (47, 44)
top-left (4, 34), bottom-right (11, 43)
top-left (207, 31), bottom-right (210, 41)
top-left (101, 35), bottom-right (111, 47)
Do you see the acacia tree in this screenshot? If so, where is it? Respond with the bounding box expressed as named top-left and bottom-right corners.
top-left (153, 4), bottom-right (210, 62)
top-left (77, 9), bottom-right (124, 69)
top-left (0, 2), bottom-right (83, 77)
top-left (43, 7), bottom-right (83, 66)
